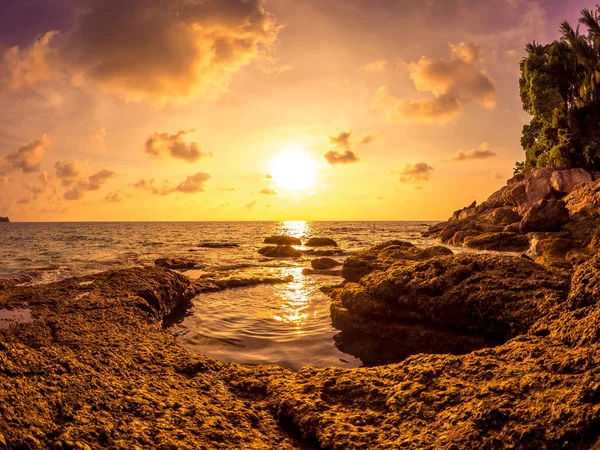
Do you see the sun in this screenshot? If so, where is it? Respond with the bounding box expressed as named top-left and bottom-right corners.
top-left (269, 146), bottom-right (317, 192)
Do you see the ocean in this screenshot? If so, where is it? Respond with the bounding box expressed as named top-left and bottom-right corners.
top-left (0, 221), bottom-right (443, 369)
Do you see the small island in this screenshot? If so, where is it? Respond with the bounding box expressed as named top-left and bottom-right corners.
top-left (0, 217), bottom-right (9, 223)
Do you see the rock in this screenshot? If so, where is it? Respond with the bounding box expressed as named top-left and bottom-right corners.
top-left (154, 257), bottom-right (203, 270)
top-left (550, 168), bottom-right (593, 193)
top-left (311, 258), bottom-right (342, 270)
top-left (264, 236), bottom-right (302, 245)
top-left (341, 240), bottom-right (453, 282)
top-left (302, 248), bottom-right (345, 257)
top-left (520, 198), bottom-right (569, 232)
top-left (198, 242), bottom-right (239, 248)
top-left (564, 178), bottom-right (600, 216)
top-left (532, 235), bottom-right (576, 268)
top-left (463, 232), bottom-right (530, 252)
top-left (305, 237), bottom-right (338, 247)
top-left (301, 268), bottom-right (342, 276)
top-left (0, 268), bottom-right (297, 448)
top-left (486, 206), bottom-right (521, 226)
top-left (258, 245), bottom-right (303, 258)
top-left (0, 216), bottom-right (8, 223)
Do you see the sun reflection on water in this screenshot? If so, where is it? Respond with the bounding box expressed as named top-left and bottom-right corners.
top-left (280, 221), bottom-right (310, 239)
top-left (271, 267), bottom-right (312, 335)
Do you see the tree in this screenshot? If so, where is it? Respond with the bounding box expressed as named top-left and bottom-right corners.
top-left (519, 7), bottom-right (600, 172)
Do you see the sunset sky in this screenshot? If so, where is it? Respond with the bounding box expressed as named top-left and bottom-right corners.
top-left (0, 0), bottom-right (596, 222)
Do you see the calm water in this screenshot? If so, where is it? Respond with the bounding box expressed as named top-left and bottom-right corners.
top-left (0, 221), bottom-right (441, 369)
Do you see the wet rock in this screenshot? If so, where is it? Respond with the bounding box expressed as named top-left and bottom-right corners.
top-left (463, 232), bottom-right (530, 252)
top-left (520, 198), bottom-right (569, 232)
top-left (194, 275), bottom-right (294, 293)
top-left (302, 248), bottom-right (345, 257)
top-left (258, 245), bottom-right (303, 258)
top-left (198, 242), bottom-right (239, 248)
top-left (341, 240), bottom-right (453, 283)
top-left (154, 257), bottom-right (203, 270)
top-left (305, 237), bottom-right (338, 247)
top-left (264, 236), bottom-right (302, 245)
top-left (550, 168), bottom-right (593, 194)
top-left (301, 268), bottom-right (342, 276)
top-left (532, 235), bottom-right (576, 268)
top-left (311, 258), bottom-right (342, 270)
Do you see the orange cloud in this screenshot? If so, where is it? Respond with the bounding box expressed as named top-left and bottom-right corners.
top-left (451, 142), bottom-right (497, 161)
top-left (145, 130), bottom-right (212, 163)
top-left (373, 42), bottom-right (496, 124)
top-left (361, 59), bottom-right (388, 73)
top-left (54, 161), bottom-right (82, 186)
top-left (324, 131), bottom-right (374, 165)
top-left (397, 162), bottom-right (434, 183)
top-left (64, 169), bottom-right (116, 201)
top-left (134, 172), bottom-right (211, 195)
top-left (2, 135), bottom-right (50, 174)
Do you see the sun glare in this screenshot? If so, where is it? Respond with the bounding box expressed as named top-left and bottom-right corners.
top-left (270, 147), bottom-right (317, 192)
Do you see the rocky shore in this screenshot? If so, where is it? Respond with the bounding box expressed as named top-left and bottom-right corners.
top-left (424, 167), bottom-right (600, 267)
top-left (0, 242), bottom-right (599, 448)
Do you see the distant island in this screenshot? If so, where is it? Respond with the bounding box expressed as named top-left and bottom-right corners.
top-left (0, 217), bottom-right (9, 223)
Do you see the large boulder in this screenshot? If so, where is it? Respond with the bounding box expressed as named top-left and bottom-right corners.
top-left (550, 168), bottom-right (593, 193)
top-left (463, 232), bottom-right (530, 252)
top-left (311, 257), bottom-right (342, 270)
top-left (305, 237), bottom-right (338, 247)
top-left (154, 257), bottom-right (203, 270)
top-left (264, 235), bottom-right (302, 245)
top-left (258, 245), bottom-right (303, 258)
top-left (520, 198), bottom-right (569, 232)
top-left (564, 178), bottom-right (600, 216)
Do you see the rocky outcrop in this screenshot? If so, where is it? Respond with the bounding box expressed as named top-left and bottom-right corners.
top-left (264, 236), bottom-right (302, 245)
top-left (198, 242), bottom-right (239, 248)
top-left (154, 257), bottom-right (204, 270)
top-left (425, 168), bottom-right (600, 266)
top-left (341, 240), bottom-right (453, 282)
top-left (0, 217), bottom-right (8, 223)
top-left (462, 232), bottom-right (530, 252)
top-left (305, 237), bottom-right (337, 247)
top-left (311, 257), bottom-right (342, 270)
top-left (258, 245), bottom-right (303, 258)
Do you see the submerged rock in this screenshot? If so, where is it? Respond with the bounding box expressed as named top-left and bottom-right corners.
top-left (198, 242), bottom-right (239, 248)
top-left (302, 248), bottom-right (345, 257)
top-left (301, 268), bottom-right (342, 276)
top-left (311, 257), bottom-right (342, 270)
top-left (258, 245), bottom-right (303, 258)
top-left (305, 237), bottom-right (338, 247)
top-left (154, 257), bottom-right (204, 270)
top-left (264, 236), bottom-right (302, 245)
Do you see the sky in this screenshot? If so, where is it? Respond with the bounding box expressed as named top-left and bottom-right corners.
top-left (0, 0), bottom-right (597, 222)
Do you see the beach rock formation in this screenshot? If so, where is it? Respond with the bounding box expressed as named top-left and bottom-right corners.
top-left (0, 217), bottom-right (8, 223)
top-left (264, 236), bottom-right (302, 245)
top-left (311, 257), bottom-right (342, 270)
top-left (198, 242), bottom-right (239, 248)
top-left (258, 245), bottom-right (303, 258)
top-left (154, 257), bottom-right (204, 270)
top-left (305, 237), bottom-right (338, 247)
top-left (424, 168), bottom-right (600, 266)
top-left (4, 251), bottom-right (600, 448)
top-left (301, 268), bottom-right (342, 276)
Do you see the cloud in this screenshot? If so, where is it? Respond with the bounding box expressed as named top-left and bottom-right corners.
top-left (64, 169), bottom-right (116, 200)
top-left (265, 174), bottom-right (273, 179)
top-left (2, 135), bottom-right (50, 174)
top-left (361, 59), bottom-right (389, 73)
top-left (1, 31), bottom-right (58, 90)
top-left (134, 172), bottom-right (211, 195)
top-left (397, 162), bottom-right (434, 183)
top-left (451, 142), bottom-right (497, 161)
top-left (105, 190), bottom-right (130, 202)
top-left (259, 188), bottom-right (279, 195)
top-left (491, 172), bottom-right (504, 180)
top-left (324, 150), bottom-right (359, 165)
top-left (373, 42), bottom-right (496, 124)
top-left (245, 200), bottom-right (257, 210)
top-left (144, 130), bottom-right (212, 163)
top-left (324, 131), bottom-right (374, 165)
top-left (175, 172), bottom-right (211, 193)
top-left (3, 0), bottom-right (280, 102)
top-left (54, 161), bottom-right (82, 186)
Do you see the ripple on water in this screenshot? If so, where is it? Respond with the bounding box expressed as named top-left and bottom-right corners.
top-left (175, 268), bottom-right (362, 370)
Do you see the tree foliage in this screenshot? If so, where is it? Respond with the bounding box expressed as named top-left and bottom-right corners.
top-left (519, 7), bottom-right (600, 172)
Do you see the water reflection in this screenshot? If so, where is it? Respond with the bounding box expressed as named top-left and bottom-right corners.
top-left (176, 266), bottom-right (361, 370)
top-left (279, 221), bottom-right (310, 239)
